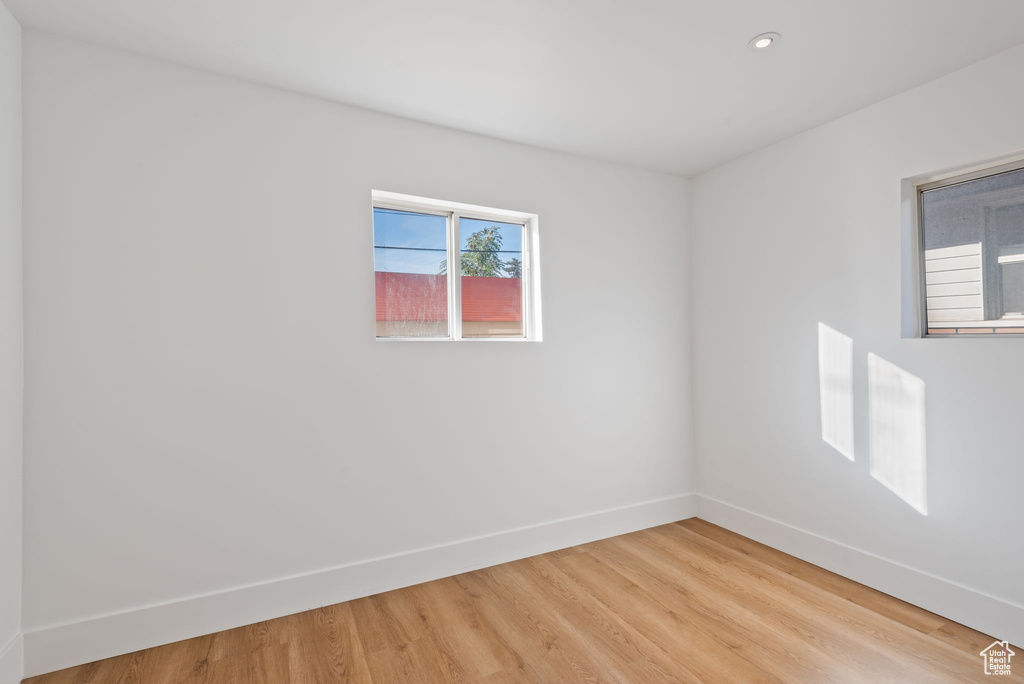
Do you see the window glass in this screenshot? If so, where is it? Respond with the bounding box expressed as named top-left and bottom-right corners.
top-left (373, 208), bottom-right (448, 338)
top-left (459, 218), bottom-right (524, 338)
top-left (921, 166), bottom-right (1024, 335)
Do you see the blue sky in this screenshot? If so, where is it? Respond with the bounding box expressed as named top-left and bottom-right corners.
top-left (373, 208), bottom-right (522, 275)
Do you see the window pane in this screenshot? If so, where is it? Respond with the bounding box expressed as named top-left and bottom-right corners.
top-left (373, 208), bottom-right (448, 338)
top-left (459, 218), bottom-right (524, 338)
top-left (921, 167), bottom-right (1024, 335)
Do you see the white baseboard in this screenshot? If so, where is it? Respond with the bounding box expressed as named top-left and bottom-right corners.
top-left (23, 492), bottom-right (696, 678)
top-left (0, 633), bottom-right (23, 684)
top-left (696, 494), bottom-right (1024, 648)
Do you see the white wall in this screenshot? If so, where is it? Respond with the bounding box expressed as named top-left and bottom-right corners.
top-left (692, 44), bottom-right (1024, 642)
top-left (21, 31), bottom-right (694, 671)
top-left (0, 2), bottom-right (23, 683)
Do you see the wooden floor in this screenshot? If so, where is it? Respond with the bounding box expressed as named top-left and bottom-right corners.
top-left (26, 520), bottom-right (1019, 683)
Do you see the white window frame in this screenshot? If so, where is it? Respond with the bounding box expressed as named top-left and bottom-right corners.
top-left (372, 190), bottom-right (542, 342)
top-left (901, 151), bottom-right (1024, 339)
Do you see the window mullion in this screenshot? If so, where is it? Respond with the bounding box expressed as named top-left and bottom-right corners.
top-left (451, 212), bottom-right (463, 340)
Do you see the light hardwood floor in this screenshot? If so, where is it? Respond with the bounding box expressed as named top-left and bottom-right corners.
top-left (25, 519), bottom-right (1020, 683)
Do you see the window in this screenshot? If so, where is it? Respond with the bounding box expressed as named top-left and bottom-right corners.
top-left (372, 191), bottom-right (541, 341)
top-left (917, 160), bottom-right (1024, 336)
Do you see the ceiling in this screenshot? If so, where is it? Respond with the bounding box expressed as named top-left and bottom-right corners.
top-left (9, 0), bottom-right (1024, 176)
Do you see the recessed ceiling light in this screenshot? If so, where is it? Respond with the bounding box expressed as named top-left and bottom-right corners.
top-left (748, 32), bottom-right (780, 50)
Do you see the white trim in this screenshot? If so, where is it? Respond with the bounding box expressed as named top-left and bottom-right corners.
top-left (0, 633), bottom-right (23, 684)
top-left (525, 213), bottom-right (543, 341)
top-left (899, 175), bottom-right (925, 339)
top-left (696, 494), bottom-right (1024, 648)
top-left (23, 493), bottom-right (696, 678)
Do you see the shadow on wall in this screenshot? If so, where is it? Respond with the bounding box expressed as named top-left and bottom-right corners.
top-left (818, 324), bottom-right (928, 515)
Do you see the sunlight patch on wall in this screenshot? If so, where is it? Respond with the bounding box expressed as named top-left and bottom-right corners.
top-left (868, 353), bottom-right (927, 515)
top-left (818, 323), bottom-right (855, 460)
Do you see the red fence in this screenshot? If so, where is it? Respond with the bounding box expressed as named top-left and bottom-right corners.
top-left (375, 272), bottom-right (522, 322)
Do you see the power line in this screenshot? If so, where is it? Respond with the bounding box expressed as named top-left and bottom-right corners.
top-left (374, 246), bottom-right (521, 254)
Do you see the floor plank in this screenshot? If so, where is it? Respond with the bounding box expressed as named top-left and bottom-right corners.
top-left (23, 521), bottom-right (1021, 683)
